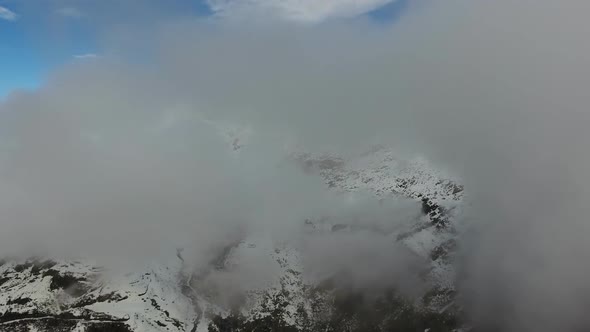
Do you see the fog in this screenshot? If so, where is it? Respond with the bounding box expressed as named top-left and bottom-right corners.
top-left (2, 0), bottom-right (590, 330)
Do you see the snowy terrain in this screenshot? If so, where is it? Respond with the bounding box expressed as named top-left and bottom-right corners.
top-left (0, 142), bottom-right (465, 332)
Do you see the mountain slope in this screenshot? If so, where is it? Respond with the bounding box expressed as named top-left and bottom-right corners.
top-left (0, 146), bottom-right (465, 332)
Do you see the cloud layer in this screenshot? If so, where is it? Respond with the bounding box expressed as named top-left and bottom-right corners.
top-left (0, 5), bottom-right (17, 21)
top-left (206, 0), bottom-right (395, 22)
top-left (1, 0), bottom-right (590, 330)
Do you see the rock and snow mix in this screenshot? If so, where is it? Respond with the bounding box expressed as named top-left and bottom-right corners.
top-left (0, 146), bottom-right (465, 332)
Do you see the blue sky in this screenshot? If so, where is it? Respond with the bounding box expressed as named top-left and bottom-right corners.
top-left (1, 21), bottom-right (44, 97)
top-left (0, 0), bottom-right (406, 99)
top-left (0, 1), bottom-right (99, 98)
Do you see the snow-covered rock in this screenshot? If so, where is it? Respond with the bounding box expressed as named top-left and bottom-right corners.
top-left (0, 146), bottom-right (465, 331)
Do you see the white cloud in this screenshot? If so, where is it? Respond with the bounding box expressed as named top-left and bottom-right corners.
top-left (206, 0), bottom-right (394, 22)
top-left (55, 7), bottom-right (84, 19)
top-left (73, 53), bottom-right (99, 59)
top-left (0, 6), bottom-right (17, 21)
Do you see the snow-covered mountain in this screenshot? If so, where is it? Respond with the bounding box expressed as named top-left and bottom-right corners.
top-left (0, 145), bottom-right (465, 332)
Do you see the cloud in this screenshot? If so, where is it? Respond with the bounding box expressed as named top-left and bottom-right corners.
top-left (55, 7), bottom-right (84, 18)
top-left (1, 0), bottom-right (590, 330)
top-left (0, 6), bottom-right (17, 21)
top-left (206, 0), bottom-right (395, 22)
top-left (73, 53), bottom-right (99, 59)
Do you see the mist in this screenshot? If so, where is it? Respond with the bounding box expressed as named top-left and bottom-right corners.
top-left (2, 0), bottom-right (590, 331)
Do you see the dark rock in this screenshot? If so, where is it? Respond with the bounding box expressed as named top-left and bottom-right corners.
top-left (73, 292), bottom-right (129, 308)
top-left (31, 260), bottom-right (57, 275)
top-left (331, 224), bottom-right (348, 232)
top-left (7, 297), bottom-right (31, 305)
top-left (43, 269), bottom-right (86, 290)
top-left (13, 262), bottom-right (33, 273)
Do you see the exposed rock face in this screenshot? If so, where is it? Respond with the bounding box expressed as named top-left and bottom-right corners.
top-left (0, 147), bottom-right (465, 332)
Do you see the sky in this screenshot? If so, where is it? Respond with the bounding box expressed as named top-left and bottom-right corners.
top-left (0, 0), bottom-right (406, 99)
